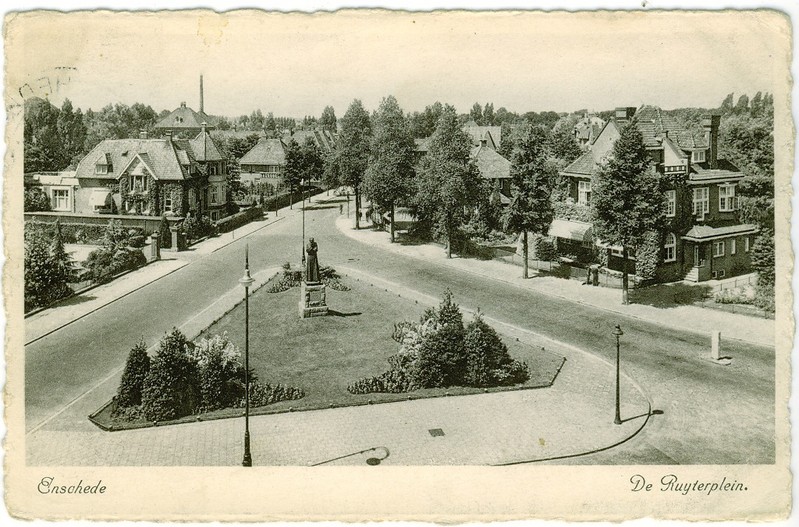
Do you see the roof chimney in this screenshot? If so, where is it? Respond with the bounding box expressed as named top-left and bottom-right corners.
top-left (199, 75), bottom-right (204, 114)
top-left (180, 101), bottom-right (186, 108)
top-left (701, 114), bottom-right (720, 169)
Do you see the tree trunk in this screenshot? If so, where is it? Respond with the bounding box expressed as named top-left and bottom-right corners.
top-left (354, 188), bottom-right (360, 230)
top-left (389, 203), bottom-right (395, 243)
top-left (446, 216), bottom-right (452, 259)
top-left (622, 245), bottom-right (630, 305)
top-left (290, 187), bottom-right (293, 209)
top-left (522, 230), bottom-right (529, 279)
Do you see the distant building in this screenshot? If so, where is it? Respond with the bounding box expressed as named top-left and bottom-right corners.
top-left (471, 142), bottom-right (511, 203)
top-left (154, 75), bottom-right (216, 137)
top-left (558, 105), bottom-right (757, 282)
top-left (572, 114), bottom-right (606, 148)
top-left (463, 124), bottom-right (502, 150)
top-left (239, 138), bottom-right (288, 188)
top-left (281, 129), bottom-right (338, 155)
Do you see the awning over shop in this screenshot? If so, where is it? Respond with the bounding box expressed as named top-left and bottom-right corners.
top-left (548, 219), bottom-right (593, 243)
top-left (89, 189), bottom-right (112, 209)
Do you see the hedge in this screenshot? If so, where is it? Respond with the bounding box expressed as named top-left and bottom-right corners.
top-left (215, 206), bottom-right (264, 234)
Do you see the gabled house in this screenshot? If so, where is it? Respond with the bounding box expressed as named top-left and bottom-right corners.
top-left (471, 142), bottom-right (512, 203)
top-left (463, 124), bottom-right (502, 150)
top-left (239, 138), bottom-right (288, 188)
top-left (558, 106), bottom-right (757, 282)
top-left (154, 102), bottom-right (216, 137)
top-left (74, 127), bottom-right (229, 220)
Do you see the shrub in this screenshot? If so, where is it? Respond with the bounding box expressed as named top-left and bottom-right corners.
top-left (141, 329), bottom-right (201, 421)
top-left (464, 315), bottom-right (530, 387)
top-left (714, 285), bottom-right (756, 305)
top-left (158, 215), bottom-right (172, 249)
top-left (24, 228), bottom-right (72, 311)
top-left (24, 187), bottom-right (51, 212)
top-left (413, 323), bottom-right (466, 388)
top-left (190, 333), bottom-right (246, 411)
top-left (246, 382), bottom-right (305, 407)
top-left (115, 340), bottom-right (151, 408)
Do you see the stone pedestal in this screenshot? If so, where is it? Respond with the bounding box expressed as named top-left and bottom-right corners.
top-left (711, 330), bottom-right (721, 360)
top-left (150, 233), bottom-right (161, 261)
top-left (300, 281), bottom-right (328, 318)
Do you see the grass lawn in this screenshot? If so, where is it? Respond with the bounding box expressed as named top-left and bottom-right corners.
top-left (91, 276), bottom-right (565, 430)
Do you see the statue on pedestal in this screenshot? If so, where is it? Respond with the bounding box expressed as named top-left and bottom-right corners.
top-left (306, 238), bottom-right (320, 283)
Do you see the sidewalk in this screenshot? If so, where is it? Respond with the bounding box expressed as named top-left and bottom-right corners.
top-left (24, 192), bottom-right (330, 345)
top-left (335, 217), bottom-right (775, 348)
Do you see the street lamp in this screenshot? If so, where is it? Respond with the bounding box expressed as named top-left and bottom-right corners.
top-left (239, 244), bottom-right (255, 466)
top-left (301, 178), bottom-right (306, 266)
top-left (612, 324), bottom-right (624, 425)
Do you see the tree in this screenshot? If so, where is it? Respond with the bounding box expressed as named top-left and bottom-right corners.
top-left (733, 94), bottom-right (750, 115)
top-left (415, 105), bottom-right (482, 258)
top-left (24, 227), bottom-right (72, 311)
top-left (331, 99), bottom-right (372, 228)
top-left (751, 229), bottom-right (775, 288)
top-left (720, 92), bottom-right (735, 114)
top-left (363, 95), bottom-right (416, 242)
top-left (548, 125), bottom-right (582, 164)
top-left (283, 138), bottom-right (304, 208)
top-left (319, 105), bottom-right (337, 132)
top-left (50, 219), bottom-right (74, 285)
top-left (116, 340), bottom-right (151, 408)
top-left (24, 97), bottom-right (63, 172)
top-left (482, 102), bottom-right (496, 126)
top-left (591, 120), bottom-right (666, 304)
top-left (249, 109), bottom-right (265, 130)
top-left (502, 124), bottom-right (554, 278)
top-left (57, 99), bottom-right (87, 167)
top-left (141, 329), bottom-right (200, 421)
top-left (469, 102), bottom-right (483, 124)
top-left (24, 187), bottom-right (51, 212)
top-left (300, 136), bottom-right (324, 184)
top-left (265, 112), bottom-right (277, 133)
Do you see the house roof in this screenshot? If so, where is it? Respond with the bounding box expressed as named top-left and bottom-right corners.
top-left (240, 138), bottom-right (288, 167)
top-left (154, 102), bottom-right (216, 130)
top-left (689, 159), bottom-right (744, 182)
top-left (561, 151), bottom-right (594, 176)
top-left (464, 125), bottom-right (502, 149)
top-left (635, 105), bottom-right (708, 150)
top-left (414, 137), bottom-right (431, 153)
top-left (471, 144), bottom-right (511, 180)
top-left (682, 224), bottom-right (758, 242)
top-left (548, 219), bottom-right (593, 242)
top-left (188, 130), bottom-right (225, 162)
top-left (282, 130), bottom-right (338, 154)
top-left (75, 138), bottom-right (194, 181)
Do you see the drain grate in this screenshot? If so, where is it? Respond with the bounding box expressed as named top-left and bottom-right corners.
top-left (428, 428), bottom-right (445, 437)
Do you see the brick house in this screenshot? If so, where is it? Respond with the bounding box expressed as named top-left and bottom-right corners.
top-left (74, 126), bottom-right (229, 221)
top-left (558, 106), bottom-right (758, 282)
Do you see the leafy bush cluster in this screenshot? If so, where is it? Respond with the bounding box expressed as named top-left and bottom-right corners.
top-left (113, 329), bottom-right (305, 423)
top-left (347, 290), bottom-right (529, 394)
top-left (24, 187), bottom-right (51, 212)
top-left (267, 263), bottom-right (350, 293)
top-left (714, 285), bottom-right (756, 305)
top-left (26, 220), bottom-right (142, 246)
top-left (24, 220), bottom-right (74, 311)
top-left (181, 214), bottom-right (215, 241)
top-left (83, 220), bottom-right (147, 284)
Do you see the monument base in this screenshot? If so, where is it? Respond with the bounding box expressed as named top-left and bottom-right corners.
top-left (300, 281), bottom-right (329, 318)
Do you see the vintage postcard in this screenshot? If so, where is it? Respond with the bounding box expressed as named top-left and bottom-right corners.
top-left (2, 7), bottom-right (793, 522)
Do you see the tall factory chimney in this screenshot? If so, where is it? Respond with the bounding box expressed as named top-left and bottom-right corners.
top-left (199, 75), bottom-right (204, 114)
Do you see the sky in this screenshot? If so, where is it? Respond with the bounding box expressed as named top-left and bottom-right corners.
top-left (5, 9), bottom-right (786, 119)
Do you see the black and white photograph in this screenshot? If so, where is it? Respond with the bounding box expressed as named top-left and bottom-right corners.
top-left (2, 3), bottom-right (793, 522)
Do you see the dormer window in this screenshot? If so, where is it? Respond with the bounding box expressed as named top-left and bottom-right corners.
top-left (692, 150), bottom-right (706, 163)
top-left (95, 153), bottom-right (112, 174)
top-left (95, 164), bottom-right (108, 174)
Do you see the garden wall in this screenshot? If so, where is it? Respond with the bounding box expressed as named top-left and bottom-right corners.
top-left (25, 211), bottom-right (184, 235)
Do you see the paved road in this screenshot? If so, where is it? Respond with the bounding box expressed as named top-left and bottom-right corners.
top-left (26, 196), bottom-right (775, 463)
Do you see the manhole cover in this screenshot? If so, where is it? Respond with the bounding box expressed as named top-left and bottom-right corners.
top-left (366, 457), bottom-right (381, 465)
top-left (428, 428), bottom-right (445, 437)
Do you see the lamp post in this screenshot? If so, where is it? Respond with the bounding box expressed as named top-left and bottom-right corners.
top-left (239, 245), bottom-right (255, 466)
top-left (612, 324), bottom-right (624, 425)
top-left (301, 179), bottom-right (306, 266)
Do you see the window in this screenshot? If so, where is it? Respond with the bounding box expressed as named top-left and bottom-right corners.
top-left (578, 180), bottom-right (591, 206)
top-left (745, 237), bottom-right (750, 252)
top-left (713, 240), bottom-right (725, 257)
top-left (665, 190), bottom-right (676, 217)
top-left (692, 150), bottom-right (706, 163)
top-left (209, 164), bottom-right (218, 176)
top-left (96, 164), bottom-right (108, 175)
top-left (719, 184), bottom-right (736, 212)
top-left (51, 188), bottom-right (70, 211)
top-left (164, 198), bottom-right (172, 213)
top-left (692, 187), bottom-right (709, 217)
top-left (731, 238), bottom-right (737, 255)
top-left (131, 175), bottom-right (148, 192)
top-left (210, 185), bottom-right (218, 204)
top-left (663, 233), bottom-right (676, 262)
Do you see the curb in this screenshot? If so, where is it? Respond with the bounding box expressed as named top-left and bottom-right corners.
top-left (25, 261), bottom-right (188, 346)
top-left (335, 220), bottom-right (773, 348)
